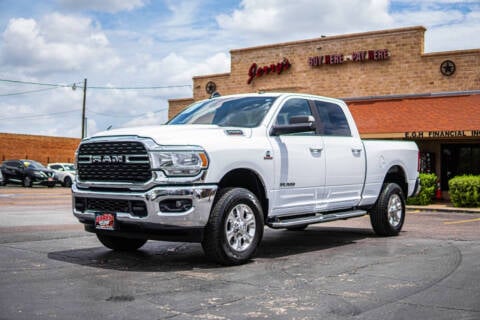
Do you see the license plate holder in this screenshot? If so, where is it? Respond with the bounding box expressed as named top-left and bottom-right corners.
top-left (95, 213), bottom-right (116, 231)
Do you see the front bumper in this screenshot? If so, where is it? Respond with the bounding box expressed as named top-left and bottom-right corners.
top-left (72, 184), bottom-right (218, 230)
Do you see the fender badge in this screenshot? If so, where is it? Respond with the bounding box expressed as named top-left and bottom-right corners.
top-left (264, 151), bottom-right (273, 160)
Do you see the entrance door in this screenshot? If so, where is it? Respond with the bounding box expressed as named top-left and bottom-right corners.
top-left (441, 144), bottom-right (480, 190)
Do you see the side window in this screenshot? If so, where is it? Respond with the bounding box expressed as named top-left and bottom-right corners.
top-left (314, 100), bottom-right (352, 137)
top-left (276, 98), bottom-right (313, 125)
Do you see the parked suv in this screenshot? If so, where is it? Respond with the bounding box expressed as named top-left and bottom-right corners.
top-left (1, 160), bottom-right (57, 187)
top-left (47, 163), bottom-right (76, 187)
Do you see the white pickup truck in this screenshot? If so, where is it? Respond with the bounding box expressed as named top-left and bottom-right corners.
top-left (72, 93), bottom-right (420, 265)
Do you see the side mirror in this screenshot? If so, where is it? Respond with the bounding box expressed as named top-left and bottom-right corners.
top-left (270, 115), bottom-right (316, 136)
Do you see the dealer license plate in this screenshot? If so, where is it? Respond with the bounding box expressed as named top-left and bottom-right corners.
top-left (95, 213), bottom-right (116, 230)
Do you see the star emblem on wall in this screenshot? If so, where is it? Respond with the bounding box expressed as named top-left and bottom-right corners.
top-left (205, 81), bottom-right (217, 94)
top-left (440, 60), bottom-right (456, 76)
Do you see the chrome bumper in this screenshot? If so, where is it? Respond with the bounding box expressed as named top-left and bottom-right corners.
top-left (72, 184), bottom-right (218, 228)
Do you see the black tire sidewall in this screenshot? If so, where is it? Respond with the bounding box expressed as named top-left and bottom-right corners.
top-left (63, 177), bottom-right (72, 187)
top-left (370, 183), bottom-right (405, 236)
top-left (203, 188), bottom-right (264, 265)
top-left (23, 176), bottom-right (32, 187)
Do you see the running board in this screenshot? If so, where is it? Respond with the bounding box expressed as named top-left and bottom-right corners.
top-left (267, 210), bottom-right (367, 229)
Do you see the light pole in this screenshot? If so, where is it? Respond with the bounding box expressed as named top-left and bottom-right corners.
top-left (81, 78), bottom-right (87, 139)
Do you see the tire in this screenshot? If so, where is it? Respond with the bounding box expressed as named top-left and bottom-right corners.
top-left (369, 183), bottom-right (405, 236)
top-left (201, 188), bottom-right (264, 265)
top-left (96, 233), bottom-right (147, 251)
top-left (286, 225), bottom-right (308, 231)
top-left (63, 177), bottom-right (72, 188)
top-left (47, 182), bottom-right (55, 188)
top-left (23, 176), bottom-right (32, 188)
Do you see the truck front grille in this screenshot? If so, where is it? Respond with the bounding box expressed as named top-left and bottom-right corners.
top-left (77, 141), bottom-right (152, 183)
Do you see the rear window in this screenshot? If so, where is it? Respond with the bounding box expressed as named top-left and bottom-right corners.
top-left (314, 100), bottom-right (351, 137)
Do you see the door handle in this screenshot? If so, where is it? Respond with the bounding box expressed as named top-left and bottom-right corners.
top-left (351, 148), bottom-right (363, 155)
top-left (309, 147), bottom-right (323, 154)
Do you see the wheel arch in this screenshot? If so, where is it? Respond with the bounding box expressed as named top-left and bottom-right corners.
top-left (382, 165), bottom-right (408, 196)
top-left (217, 168), bottom-right (269, 222)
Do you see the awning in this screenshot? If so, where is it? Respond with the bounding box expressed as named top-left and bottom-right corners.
top-left (347, 94), bottom-right (480, 139)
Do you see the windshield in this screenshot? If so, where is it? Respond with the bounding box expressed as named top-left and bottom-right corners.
top-left (64, 164), bottom-right (75, 171)
top-left (168, 96), bottom-right (277, 128)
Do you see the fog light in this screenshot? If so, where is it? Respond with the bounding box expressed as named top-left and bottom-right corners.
top-left (159, 199), bottom-right (193, 213)
top-left (131, 201), bottom-right (147, 217)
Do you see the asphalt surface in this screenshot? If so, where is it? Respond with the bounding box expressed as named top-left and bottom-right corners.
top-left (0, 186), bottom-right (479, 320)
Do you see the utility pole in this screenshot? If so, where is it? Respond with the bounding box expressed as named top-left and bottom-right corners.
top-left (81, 78), bottom-right (87, 139)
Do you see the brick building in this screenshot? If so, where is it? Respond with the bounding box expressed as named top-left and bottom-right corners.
top-left (168, 26), bottom-right (480, 196)
top-left (0, 133), bottom-right (80, 166)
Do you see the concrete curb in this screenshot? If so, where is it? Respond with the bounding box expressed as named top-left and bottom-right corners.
top-left (407, 204), bottom-right (480, 214)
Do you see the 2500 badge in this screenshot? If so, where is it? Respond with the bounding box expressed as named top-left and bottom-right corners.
top-left (280, 182), bottom-right (295, 187)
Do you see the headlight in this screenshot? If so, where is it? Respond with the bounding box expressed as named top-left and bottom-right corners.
top-left (152, 151), bottom-right (209, 177)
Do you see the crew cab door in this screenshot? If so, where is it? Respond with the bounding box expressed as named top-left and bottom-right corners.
top-left (312, 99), bottom-right (366, 210)
top-left (269, 97), bottom-right (326, 217)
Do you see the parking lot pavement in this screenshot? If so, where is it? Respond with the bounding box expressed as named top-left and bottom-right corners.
top-left (0, 187), bottom-right (479, 320)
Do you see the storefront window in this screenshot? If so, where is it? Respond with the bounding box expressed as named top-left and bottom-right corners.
top-left (441, 144), bottom-right (480, 190)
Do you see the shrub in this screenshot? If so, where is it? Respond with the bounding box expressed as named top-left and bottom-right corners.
top-left (449, 175), bottom-right (480, 208)
top-left (407, 173), bottom-right (437, 205)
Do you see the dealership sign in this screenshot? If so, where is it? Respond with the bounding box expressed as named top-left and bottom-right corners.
top-left (247, 58), bottom-right (291, 84)
top-left (308, 49), bottom-right (390, 66)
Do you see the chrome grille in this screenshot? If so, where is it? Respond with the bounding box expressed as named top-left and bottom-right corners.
top-left (77, 141), bottom-right (152, 183)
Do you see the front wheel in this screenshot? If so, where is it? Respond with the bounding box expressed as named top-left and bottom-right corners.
top-left (96, 234), bottom-right (147, 251)
top-left (63, 177), bottom-right (72, 188)
top-left (202, 188), bottom-right (264, 265)
top-left (369, 183), bottom-right (405, 236)
top-left (23, 176), bottom-right (32, 187)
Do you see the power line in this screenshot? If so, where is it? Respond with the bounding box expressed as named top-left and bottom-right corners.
top-left (88, 84), bottom-right (192, 90)
top-left (0, 109), bottom-right (80, 121)
top-left (88, 109), bottom-right (167, 118)
top-left (0, 79), bottom-right (77, 88)
top-left (0, 78), bottom-right (192, 90)
top-left (0, 87), bottom-right (60, 97)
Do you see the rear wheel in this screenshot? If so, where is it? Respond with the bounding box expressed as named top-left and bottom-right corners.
top-left (96, 234), bottom-right (147, 251)
top-left (370, 183), bottom-right (405, 236)
top-left (202, 188), bottom-right (264, 265)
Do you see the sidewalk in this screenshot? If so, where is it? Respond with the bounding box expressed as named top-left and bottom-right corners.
top-left (407, 201), bottom-right (480, 214)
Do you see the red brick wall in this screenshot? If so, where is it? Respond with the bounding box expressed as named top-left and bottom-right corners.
top-left (0, 133), bottom-right (80, 166)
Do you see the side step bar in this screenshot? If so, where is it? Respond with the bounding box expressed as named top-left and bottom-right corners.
top-left (267, 210), bottom-right (368, 229)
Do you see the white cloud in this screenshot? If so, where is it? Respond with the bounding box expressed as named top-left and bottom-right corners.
top-left (217, 0), bottom-right (393, 43)
top-left (1, 13), bottom-right (119, 75)
top-left (57, 0), bottom-right (145, 13)
top-left (0, 0), bottom-right (479, 138)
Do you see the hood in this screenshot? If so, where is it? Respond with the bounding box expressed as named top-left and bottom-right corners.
top-left (87, 124), bottom-right (253, 147)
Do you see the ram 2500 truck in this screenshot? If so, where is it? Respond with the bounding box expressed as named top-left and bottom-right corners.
top-left (72, 93), bottom-right (420, 265)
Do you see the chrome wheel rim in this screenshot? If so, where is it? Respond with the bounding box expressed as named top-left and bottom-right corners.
top-left (225, 204), bottom-right (256, 252)
top-left (388, 194), bottom-right (403, 228)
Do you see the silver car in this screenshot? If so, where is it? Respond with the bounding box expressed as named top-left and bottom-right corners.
top-left (47, 163), bottom-right (76, 187)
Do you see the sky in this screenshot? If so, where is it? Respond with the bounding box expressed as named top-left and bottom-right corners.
top-left (0, 0), bottom-right (479, 138)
